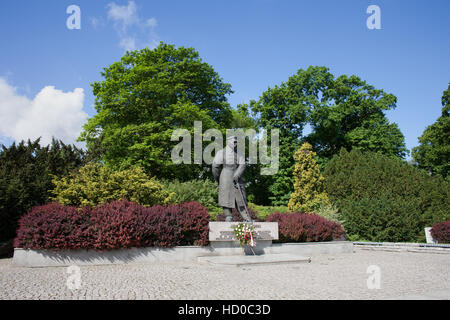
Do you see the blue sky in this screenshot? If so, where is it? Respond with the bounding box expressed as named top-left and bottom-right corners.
top-left (0, 0), bottom-right (449, 157)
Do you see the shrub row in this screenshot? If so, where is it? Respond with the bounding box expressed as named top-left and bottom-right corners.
top-left (161, 179), bottom-right (218, 210)
top-left (14, 200), bottom-right (209, 250)
top-left (14, 200), bottom-right (346, 250)
top-left (266, 212), bottom-right (345, 242)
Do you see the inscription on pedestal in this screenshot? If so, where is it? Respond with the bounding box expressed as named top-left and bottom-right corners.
top-left (209, 222), bottom-right (279, 241)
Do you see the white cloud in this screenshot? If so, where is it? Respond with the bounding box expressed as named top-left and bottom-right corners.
top-left (146, 18), bottom-right (158, 28)
top-left (107, 1), bottom-right (138, 31)
top-left (0, 78), bottom-right (87, 147)
top-left (106, 1), bottom-right (159, 51)
top-left (119, 37), bottom-right (137, 51)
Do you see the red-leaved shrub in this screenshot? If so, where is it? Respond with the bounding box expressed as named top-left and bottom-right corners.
top-left (430, 221), bottom-right (450, 244)
top-left (177, 202), bottom-right (210, 246)
top-left (266, 212), bottom-right (345, 242)
top-left (14, 200), bottom-right (210, 250)
top-left (13, 203), bottom-right (92, 250)
top-left (88, 200), bottom-right (145, 250)
top-left (137, 201), bottom-right (210, 248)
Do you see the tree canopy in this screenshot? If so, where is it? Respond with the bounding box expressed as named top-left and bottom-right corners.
top-left (251, 66), bottom-right (407, 205)
top-left (412, 83), bottom-right (450, 180)
top-left (79, 46), bottom-right (411, 206)
top-left (79, 42), bottom-right (234, 180)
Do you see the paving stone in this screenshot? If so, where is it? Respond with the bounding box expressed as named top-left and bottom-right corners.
top-left (197, 253), bottom-right (311, 266)
top-left (0, 248), bottom-right (449, 300)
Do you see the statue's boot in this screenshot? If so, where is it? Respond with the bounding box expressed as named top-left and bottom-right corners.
top-left (223, 208), bottom-right (233, 222)
top-left (237, 205), bottom-right (252, 222)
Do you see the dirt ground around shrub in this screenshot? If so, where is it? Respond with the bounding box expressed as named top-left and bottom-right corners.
top-left (0, 248), bottom-right (449, 300)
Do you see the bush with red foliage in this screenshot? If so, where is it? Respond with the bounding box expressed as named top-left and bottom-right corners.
top-left (87, 200), bottom-right (144, 250)
top-left (216, 207), bottom-right (261, 222)
top-left (177, 202), bottom-right (210, 246)
top-left (14, 200), bottom-right (210, 250)
top-left (430, 221), bottom-right (450, 244)
top-left (13, 203), bottom-right (92, 250)
top-left (136, 201), bottom-right (209, 248)
top-left (266, 212), bottom-right (345, 242)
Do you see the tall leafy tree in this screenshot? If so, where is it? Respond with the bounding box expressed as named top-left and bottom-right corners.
top-left (79, 43), bottom-right (233, 180)
top-left (251, 67), bottom-right (313, 205)
top-left (306, 69), bottom-right (408, 161)
top-left (412, 83), bottom-right (450, 180)
top-left (0, 138), bottom-right (85, 241)
top-left (252, 66), bottom-right (407, 205)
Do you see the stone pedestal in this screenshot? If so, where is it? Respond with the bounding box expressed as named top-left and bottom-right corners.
top-left (208, 222), bottom-right (278, 255)
top-left (424, 227), bottom-right (437, 244)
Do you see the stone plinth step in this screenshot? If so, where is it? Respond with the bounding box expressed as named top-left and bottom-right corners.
top-left (197, 254), bottom-right (311, 267)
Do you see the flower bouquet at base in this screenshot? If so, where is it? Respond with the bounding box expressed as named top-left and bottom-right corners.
top-left (232, 223), bottom-right (256, 255)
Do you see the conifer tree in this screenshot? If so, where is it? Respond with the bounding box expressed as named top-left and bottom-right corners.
top-left (288, 143), bottom-right (330, 212)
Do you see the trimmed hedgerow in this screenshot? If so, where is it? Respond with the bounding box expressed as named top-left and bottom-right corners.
top-left (430, 221), bottom-right (450, 244)
top-left (13, 203), bottom-right (92, 250)
top-left (161, 179), bottom-right (218, 211)
top-left (266, 212), bottom-right (345, 242)
top-left (136, 201), bottom-right (210, 248)
top-left (14, 200), bottom-right (209, 250)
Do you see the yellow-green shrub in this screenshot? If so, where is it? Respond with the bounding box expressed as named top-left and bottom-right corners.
top-left (288, 143), bottom-right (330, 212)
top-left (51, 163), bottom-right (173, 207)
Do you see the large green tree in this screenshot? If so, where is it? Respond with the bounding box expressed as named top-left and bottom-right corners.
top-left (250, 69), bottom-right (311, 205)
top-left (79, 43), bottom-right (233, 180)
top-left (412, 83), bottom-right (450, 180)
top-left (306, 69), bottom-right (408, 161)
top-left (251, 66), bottom-right (407, 205)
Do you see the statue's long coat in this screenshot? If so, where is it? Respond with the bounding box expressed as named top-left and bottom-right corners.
top-left (212, 146), bottom-right (246, 208)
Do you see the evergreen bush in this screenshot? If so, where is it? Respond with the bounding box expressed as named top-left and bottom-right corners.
top-left (288, 143), bottom-right (330, 212)
top-left (161, 179), bottom-right (218, 210)
top-left (324, 149), bottom-right (450, 242)
top-left (0, 139), bottom-right (85, 242)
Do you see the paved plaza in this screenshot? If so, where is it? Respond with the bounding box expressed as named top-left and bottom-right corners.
top-left (0, 248), bottom-right (449, 300)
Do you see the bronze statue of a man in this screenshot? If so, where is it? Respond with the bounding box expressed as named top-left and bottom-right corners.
top-left (212, 136), bottom-right (252, 222)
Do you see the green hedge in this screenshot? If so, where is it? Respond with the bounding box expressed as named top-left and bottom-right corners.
top-left (248, 203), bottom-right (289, 221)
top-left (324, 149), bottom-right (450, 242)
top-left (161, 179), bottom-right (218, 211)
